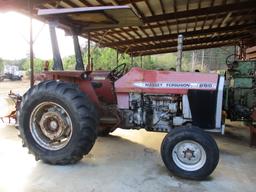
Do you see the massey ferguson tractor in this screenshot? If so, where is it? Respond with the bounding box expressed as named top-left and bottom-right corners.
top-left (17, 6), bottom-right (255, 180)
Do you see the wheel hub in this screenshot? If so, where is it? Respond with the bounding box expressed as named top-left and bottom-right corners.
top-left (39, 111), bottom-right (68, 140)
top-left (172, 140), bottom-right (206, 171)
top-left (183, 148), bottom-right (195, 160)
top-left (30, 102), bottom-right (73, 151)
top-left (49, 120), bottom-right (58, 130)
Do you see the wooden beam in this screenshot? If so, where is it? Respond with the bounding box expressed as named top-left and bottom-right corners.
top-left (94, 11), bottom-right (253, 35)
top-left (95, 0), bottom-right (113, 6)
top-left (131, 1), bottom-right (155, 36)
top-left (173, 0), bottom-right (180, 33)
top-left (33, 0), bottom-right (59, 5)
top-left (112, 0), bottom-right (150, 38)
top-left (116, 0), bottom-right (145, 5)
top-left (128, 33), bottom-right (249, 53)
top-left (159, 0), bottom-right (171, 33)
top-left (145, 0), bottom-right (164, 35)
top-left (103, 23), bottom-right (256, 47)
top-left (132, 41), bottom-right (238, 56)
top-left (185, 0), bottom-right (190, 32)
top-left (143, 1), bottom-right (256, 23)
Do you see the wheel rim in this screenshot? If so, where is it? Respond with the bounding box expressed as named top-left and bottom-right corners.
top-left (172, 140), bottom-right (206, 171)
top-left (30, 102), bottom-right (73, 151)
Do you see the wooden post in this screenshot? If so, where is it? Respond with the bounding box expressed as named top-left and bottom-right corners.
top-left (73, 35), bottom-right (84, 70)
top-left (191, 51), bottom-right (195, 72)
top-left (201, 49), bottom-right (204, 71)
top-left (140, 56), bottom-right (143, 68)
top-left (176, 34), bottom-right (183, 72)
top-left (49, 23), bottom-right (63, 70)
top-left (29, 0), bottom-right (34, 87)
top-left (87, 32), bottom-right (91, 71)
top-left (116, 50), bottom-right (119, 66)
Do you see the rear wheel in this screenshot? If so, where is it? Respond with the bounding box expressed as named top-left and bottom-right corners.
top-left (161, 127), bottom-right (219, 180)
top-left (19, 80), bottom-right (98, 164)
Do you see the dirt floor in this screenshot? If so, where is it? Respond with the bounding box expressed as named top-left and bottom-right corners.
top-left (0, 80), bottom-right (256, 192)
top-left (0, 79), bottom-right (30, 97)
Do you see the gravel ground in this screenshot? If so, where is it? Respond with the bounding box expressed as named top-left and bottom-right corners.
top-left (0, 79), bottom-right (30, 97)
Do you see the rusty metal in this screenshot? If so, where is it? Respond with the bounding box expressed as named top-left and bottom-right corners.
top-left (30, 101), bottom-right (73, 150)
top-left (0, 91), bottom-right (22, 123)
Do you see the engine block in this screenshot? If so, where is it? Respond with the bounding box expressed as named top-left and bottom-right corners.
top-left (120, 93), bottom-right (192, 132)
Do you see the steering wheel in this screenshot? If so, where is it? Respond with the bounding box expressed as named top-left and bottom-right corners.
top-left (107, 63), bottom-right (127, 81)
top-left (226, 54), bottom-right (239, 68)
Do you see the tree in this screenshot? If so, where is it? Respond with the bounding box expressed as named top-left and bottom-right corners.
top-left (22, 57), bottom-right (45, 73)
top-left (62, 55), bottom-right (76, 70)
top-left (4, 45), bottom-right (234, 74)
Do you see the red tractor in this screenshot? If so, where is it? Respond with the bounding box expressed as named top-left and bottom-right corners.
top-left (18, 6), bottom-right (221, 180)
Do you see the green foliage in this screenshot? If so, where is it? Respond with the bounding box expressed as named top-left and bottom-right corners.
top-left (81, 46), bottom-right (234, 72)
top-left (90, 47), bottom-right (117, 70)
top-left (1, 58), bottom-right (26, 71)
top-left (22, 58), bottom-right (45, 73)
top-left (182, 47), bottom-right (235, 72)
top-left (62, 55), bottom-right (76, 70)
top-left (83, 46), bottom-right (131, 70)
top-left (1, 46), bottom-right (234, 73)
top-left (83, 46), bottom-right (177, 71)
top-left (143, 54), bottom-right (178, 70)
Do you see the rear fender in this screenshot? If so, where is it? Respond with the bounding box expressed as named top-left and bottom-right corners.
top-left (39, 71), bottom-right (100, 106)
top-left (78, 80), bottom-right (99, 105)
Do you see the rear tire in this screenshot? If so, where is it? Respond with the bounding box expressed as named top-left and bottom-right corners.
top-left (18, 80), bottom-right (98, 164)
top-left (161, 127), bottom-right (219, 180)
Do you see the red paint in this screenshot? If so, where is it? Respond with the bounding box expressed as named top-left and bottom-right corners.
top-left (40, 70), bottom-right (117, 107)
top-left (115, 67), bottom-right (219, 95)
top-left (78, 80), bottom-right (99, 105)
top-left (39, 68), bottom-right (219, 110)
top-left (91, 71), bottom-right (116, 104)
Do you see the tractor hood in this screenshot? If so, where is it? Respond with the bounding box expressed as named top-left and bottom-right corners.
top-left (115, 67), bottom-right (219, 94)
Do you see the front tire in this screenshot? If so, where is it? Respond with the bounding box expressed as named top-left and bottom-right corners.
top-left (19, 80), bottom-right (98, 164)
top-left (161, 127), bottom-right (219, 180)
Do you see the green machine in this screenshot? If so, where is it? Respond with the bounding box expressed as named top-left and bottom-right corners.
top-left (224, 58), bottom-right (256, 126)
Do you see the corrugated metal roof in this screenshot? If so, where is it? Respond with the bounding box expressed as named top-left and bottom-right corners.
top-left (1, 0), bottom-right (256, 56)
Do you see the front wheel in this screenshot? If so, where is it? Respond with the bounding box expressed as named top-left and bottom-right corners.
top-left (161, 127), bottom-right (219, 180)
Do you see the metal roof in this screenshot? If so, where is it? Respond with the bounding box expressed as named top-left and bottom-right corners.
top-left (38, 6), bottom-right (142, 32)
top-left (1, 0), bottom-right (256, 56)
